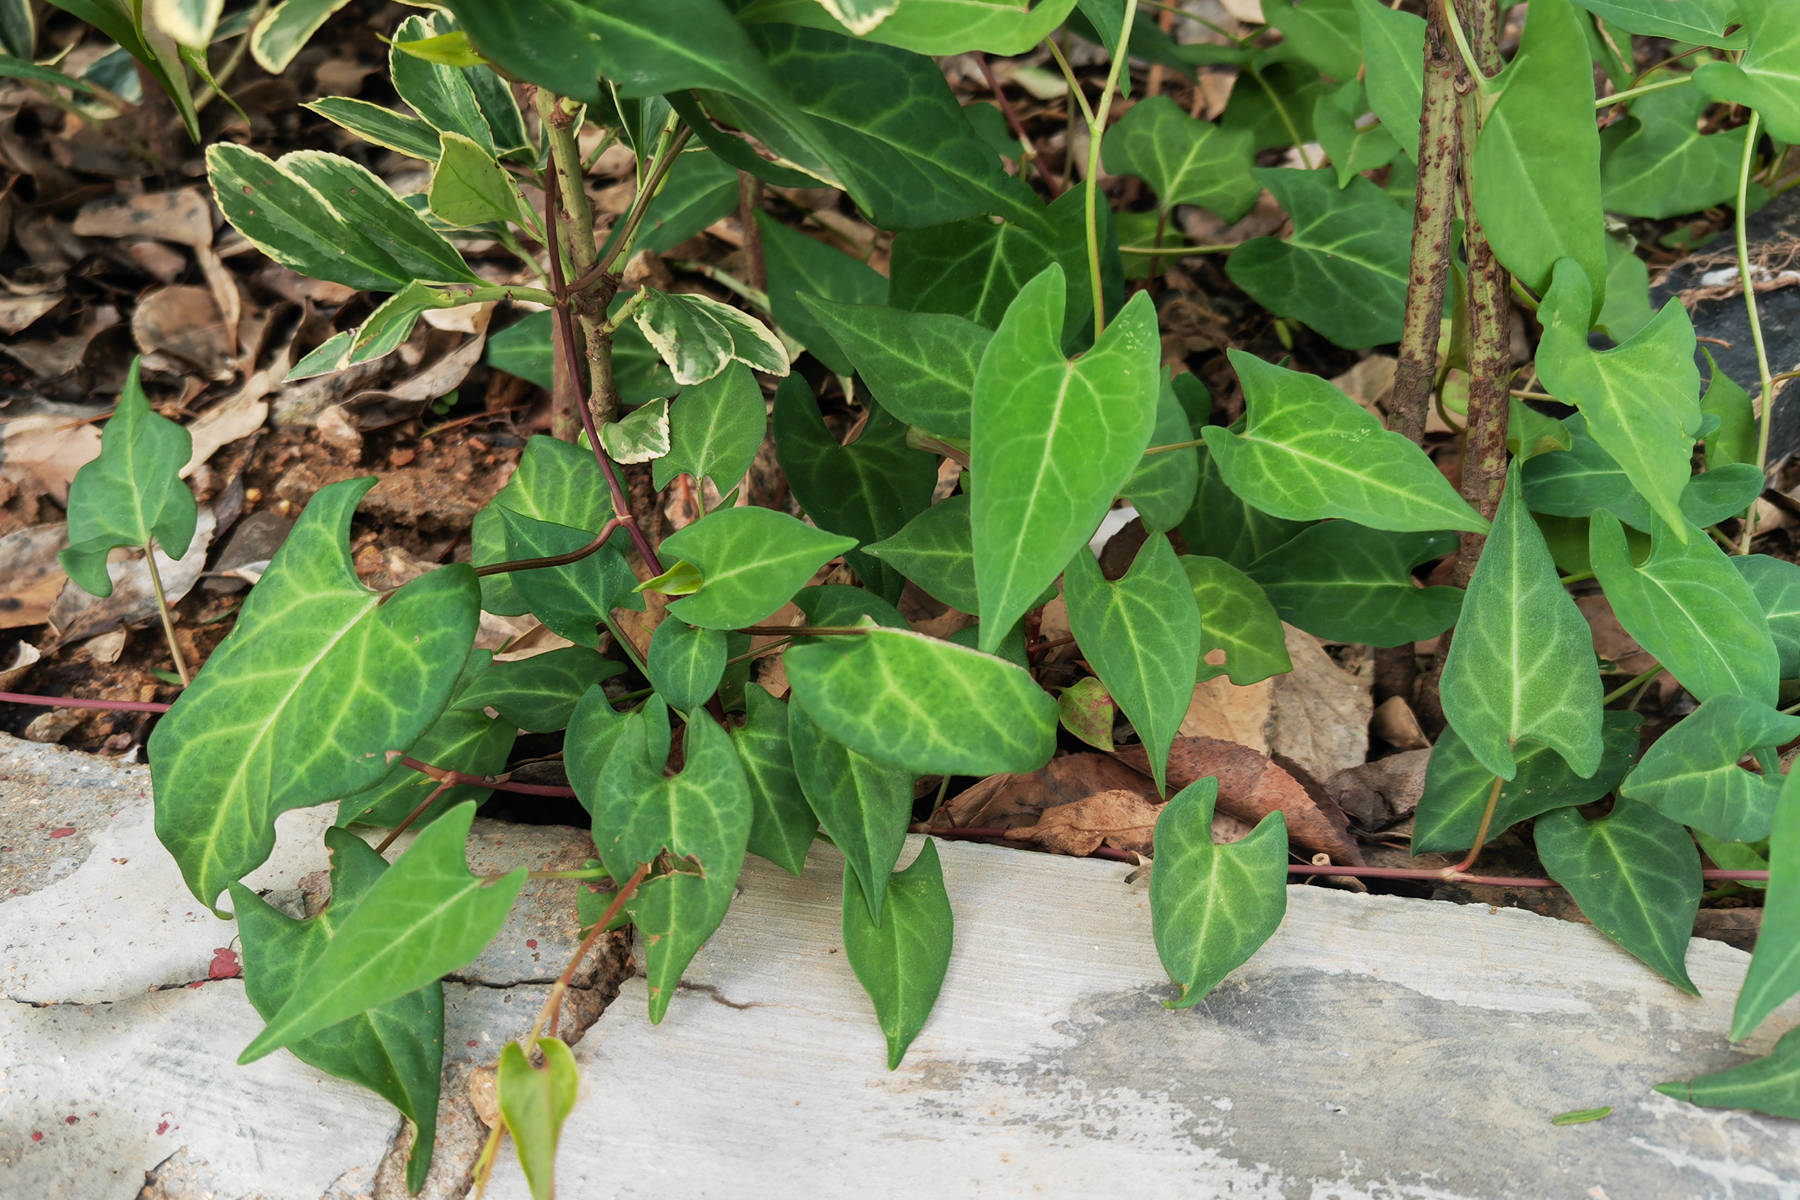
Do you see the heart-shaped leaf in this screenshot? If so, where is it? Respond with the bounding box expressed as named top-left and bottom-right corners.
top-left (151, 478), bottom-right (479, 912)
top-left (842, 839), bottom-right (954, 1070)
top-left (599, 397), bottom-right (672, 465)
top-left (1102, 94), bottom-right (1259, 222)
top-left (1064, 538), bottom-right (1199, 794)
top-left (498, 1037), bottom-right (579, 1200)
top-left (970, 265), bottom-right (1160, 651)
top-left (591, 702), bottom-right (752, 881)
top-left (1245, 524), bottom-right (1462, 647)
top-left (229, 830), bottom-right (443, 1193)
top-left (658, 506), bottom-right (857, 629)
top-left (59, 358), bottom-right (198, 597)
top-left (866, 494), bottom-right (980, 614)
top-left (730, 684), bottom-right (818, 874)
top-left (1205, 351), bottom-right (1487, 533)
top-left (1180, 555), bottom-right (1291, 686)
top-left (1535, 802), bottom-right (1700, 995)
top-left (1150, 777), bottom-right (1288, 1009)
top-left (652, 363), bottom-right (767, 493)
top-left (1440, 462), bottom-right (1603, 780)
top-left (1619, 694), bottom-right (1799, 843)
top-left (798, 300), bottom-right (988, 440)
top-left (239, 801), bottom-right (525, 1061)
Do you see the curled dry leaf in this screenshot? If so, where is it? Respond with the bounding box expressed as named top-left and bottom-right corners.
top-left (1115, 735), bottom-right (1365, 865)
top-left (1004, 788), bottom-right (1161, 857)
top-left (0, 639), bottom-right (41, 689)
top-left (132, 285), bottom-right (235, 381)
top-left (72, 189), bottom-right (215, 249)
top-left (0, 523), bottom-right (73, 630)
top-left (1325, 747), bottom-right (1431, 832)
top-left (0, 416), bottom-right (102, 503)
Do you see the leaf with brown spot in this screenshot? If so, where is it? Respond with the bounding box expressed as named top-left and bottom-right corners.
top-left (1115, 735), bottom-right (1364, 864)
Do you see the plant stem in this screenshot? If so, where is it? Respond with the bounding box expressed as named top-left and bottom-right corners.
top-left (399, 756), bottom-right (578, 797)
top-left (1439, 0), bottom-right (1486, 88)
top-left (1594, 74), bottom-right (1692, 110)
top-left (738, 170), bottom-right (768, 293)
top-left (1116, 241), bottom-right (1236, 255)
top-left (473, 519), bottom-right (623, 579)
top-left (1601, 664), bottom-right (1664, 706)
top-left (977, 51), bottom-right (1061, 195)
top-left (0, 692), bottom-right (172, 713)
top-left (1141, 437), bottom-right (1206, 455)
top-left (1737, 109), bottom-right (1776, 553)
top-left (143, 542), bottom-right (192, 686)
top-left (1085, 0), bottom-right (1141, 342)
top-left (1447, 774), bottom-right (1503, 875)
top-left (526, 860), bottom-right (651, 1043)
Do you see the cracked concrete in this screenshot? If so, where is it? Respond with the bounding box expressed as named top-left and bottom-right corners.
top-left (4, 733), bottom-right (1798, 1198)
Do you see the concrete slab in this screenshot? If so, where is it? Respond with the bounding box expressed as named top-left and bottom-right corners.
top-left (485, 840), bottom-right (1800, 1200)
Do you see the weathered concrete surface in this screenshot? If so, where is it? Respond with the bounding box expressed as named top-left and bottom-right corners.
top-left (0, 734), bottom-right (611, 1199)
top-left (485, 840), bottom-right (1800, 1200)
top-left (5, 734), bottom-right (1799, 1199)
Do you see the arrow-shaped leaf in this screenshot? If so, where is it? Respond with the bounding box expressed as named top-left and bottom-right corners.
top-left (1733, 762), bottom-right (1800, 1039)
top-left (842, 839), bottom-right (953, 1070)
top-left (789, 702), bottom-right (913, 924)
top-left (1619, 695), bottom-right (1799, 843)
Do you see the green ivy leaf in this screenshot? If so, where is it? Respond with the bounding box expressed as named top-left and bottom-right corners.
top-left (1702, 349), bottom-right (1758, 469)
top-left (628, 869), bottom-right (733, 1024)
top-left (59, 358), bottom-right (197, 597)
top-left (1101, 94), bottom-right (1259, 222)
top-left (228, 830), bottom-right (442, 1193)
top-left (797, 300), bottom-right (987, 439)
top-left (1123, 376), bottom-right (1201, 533)
top-left (1657, 1025), bottom-right (1800, 1121)
top-left (756, 210), bottom-right (886, 375)
top-left (1245, 524), bottom-right (1462, 647)
top-left (497, 508), bottom-right (640, 648)
top-left (652, 363), bottom-right (767, 493)
top-left (970, 265), bottom-right (1160, 651)
top-left (1150, 777), bottom-right (1288, 1009)
top-left (1536, 260), bottom-right (1702, 538)
top-left (1601, 86), bottom-right (1748, 219)
top-left (1064, 539), bottom-right (1198, 795)
top-left (1180, 555), bottom-right (1291, 686)
top-left (1590, 511), bottom-right (1778, 706)
top-left (1263, 0), bottom-right (1361, 79)
top-left (634, 288), bottom-right (788, 386)
top-left (1312, 81), bottom-right (1402, 187)
top-left (865, 493), bottom-right (980, 614)
top-left (239, 801), bottom-right (525, 1061)
top-left (455, 647), bottom-right (627, 733)
top-left (150, 479), bottom-right (479, 912)
top-left (1733, 762), bottom-right (1800, 1038)
top-left (565, 685), bottom-right (633, 821)
top-left (1470, 0), bottom-right (1606, 309)
top-left (1352, 0), bottom-right (1423, 151)
top-left (730, 684), bottom-right (818, 874)
top-left (1440, 462), bottom-right (1603, 780)
top-left (736, 0), bottom-right (1078, 55)
top-left (659, 506), bottom-right (856, 629)
top-left (647, 617), bottom-right (727, 712)
top-left (1535, 802), bottom-right (1700, 995)
top-left (1180, 445), bottom-right (1307, 569)
top-left (1413, 712), bottom-right (1642, 855)
top-left (1568, 0), bottom-right (1746, 47)
top-left (1694, 1), bottom-right (1800, 143)
top-left (1204, 351), bottom-right (1487, 533)
top-left (773, 378), bottom-right (936, 603)
top-left (1619, 695), bottom-right (1799, 843)
top-left (789, 702), bottom-right (913, 924)
top-left (497, 1037), bottom-right (579, 1200)
top-left (787, 624), bottom-right (1057, 776)
top-left (1523, 418), bottom-right (1760, 535)
top-left (1225, 169), bottom-right (1411, 349)
top-left (591, 702), bottom-right (751, 883)
top-left (1738, 555), bottom-right (1800, 678)
top-left (841, 839), bottom-right (954, 1069)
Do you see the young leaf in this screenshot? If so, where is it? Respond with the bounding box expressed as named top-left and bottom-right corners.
top-left (789, 702), bottom-right (913, 924)
top-left (429, 130), bottom-right (530, 227)
top-left (498, 1037), bottom-right (579, 1200)
top-left (635, 288), bottom-right (788, 385)
top-left (1413, 713), bottom-right (1641, 855)
top-left (591, 704), bottom-right (752, 883)
top-left (970, 265), bottom-right (1161, 652)
top-left (1470, 0), bottom-right (1606, 309)
top-left (599, 397), bottom-right (672, 465)
top-left (1534, 802), bottom-right (1700, 995)
top-left (228, 830), bottom-right (442, 1193)
top-left (239, 801), bottom-right (526, 1062)
top-left (1058, 677), bottom-right (1116, 751)
top-left (1064, 539), bottom-right (1199, 795)
top-left (755, 210), bottom-right (887, 375)
top-left (454, 647), bottom-right (627, 733)
top-left (1245, 524), bottom-right (1462, 647)
top-left (59, 358), bottom-right (197, 597)
top-left (150, 479), bottom-right (479, 913)
top-left (658, 507), bottom-right (857, 629)
top-left (1205, 351), bottom-right (1487, 534)
top-left (841, 839), bottom-right (954, 1070)
top-left (730, 684), bottom-right (818, 874)
top-left (1440, 462), bottom-right (1603, 780)
top-left (1657, 1025), bottom-right (1800, 1121)
top-left (1733, 763), bottom-right (1800, 1039)
top-left (1224, 169), bottom-right (1411, 349)
top-left (1736, 555), bottom-right (1800, 679)
top-left (1150, 777), bottom-right (1288, 1009)
top-left (646, 617), bottom-right (727, 713)
top-left (390, 12), bottom-right (502, 154)
top-left (786, 625), bottom-right (1058, 776)
top-left (865, 494), bottom-right (981, 614)
top-left (773, 378), bottom-right (936, 602)
top-left (1536, 260), bottom-right (1702, 538)
top-left (652, 363), bottom-right (767, 493)
top-left (1180, 556), bottom-right (1291, 686)
top-left (1101, 94), bottom-right (1259, 222)
top-left (797, 300), bottom-right (988, 439)
top-left (1590, 511), bottom-right (1778, 706)
top-left (1702, 350), bottom-right (1758, 469)
top-left (1619, 695), bottom-right (1800, 843)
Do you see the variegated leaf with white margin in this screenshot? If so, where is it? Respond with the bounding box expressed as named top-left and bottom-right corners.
top-left (634, 289), bottom-right (789, 385)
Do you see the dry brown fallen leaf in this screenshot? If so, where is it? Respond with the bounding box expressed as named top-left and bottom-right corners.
top-left (1004, 788), bottom-right (1161, 857)
top-left (133, 284), bottom-right (234, 381)
top-left (1325, 747), bottom-right (1431, 833)
top-left (0, 523), bottom-right (72, 630)
top-left (1115, 735), bottom-right (1365, 865)
top-left (0, 415), bottom-right (102, 504)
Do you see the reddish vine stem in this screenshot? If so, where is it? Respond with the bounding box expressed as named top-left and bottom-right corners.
top-left (529, 860), bottom-right (651, 1043)
top-left (397, 756), bottom-right (577, 797)
top-left (373, 777), bottom-right (456, 855)
top-left (976, 51), bottom-right (1061, 196)
top-left (473, 518), bottom-right (622, 579)
top-left (1, 691), bottom-right (172, 713)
